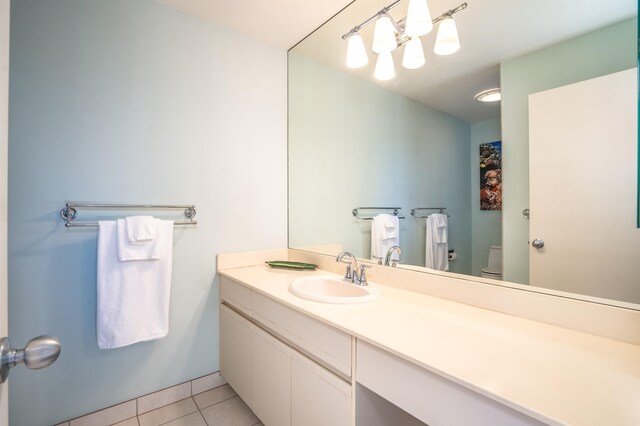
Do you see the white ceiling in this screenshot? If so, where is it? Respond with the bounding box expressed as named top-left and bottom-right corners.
top-left (158, 0), bottom-right (637, 123)
top-left (157, 0), bottom-right (353, 49)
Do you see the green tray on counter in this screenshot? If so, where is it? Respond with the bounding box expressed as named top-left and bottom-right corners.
top-left (265, 261), bottom-right (317, 271)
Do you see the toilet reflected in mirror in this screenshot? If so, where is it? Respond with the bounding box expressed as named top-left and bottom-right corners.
top-left (480, 245), bottom-right (502, 280)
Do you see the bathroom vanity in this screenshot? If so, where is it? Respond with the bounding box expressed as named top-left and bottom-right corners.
top-left (217, 250), bottom-right (640, 426)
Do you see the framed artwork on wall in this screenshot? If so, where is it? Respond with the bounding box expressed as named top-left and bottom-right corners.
top-left (480, 141), bottom-right (502, 211)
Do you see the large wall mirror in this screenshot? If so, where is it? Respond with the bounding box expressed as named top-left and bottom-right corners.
top-left (288, 0), bottom-right (639, 308)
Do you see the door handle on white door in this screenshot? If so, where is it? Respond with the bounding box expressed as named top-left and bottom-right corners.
top-left (0, 335), bottom-right (61, 383)
top-left (531, 239), bottom-right (545, 249)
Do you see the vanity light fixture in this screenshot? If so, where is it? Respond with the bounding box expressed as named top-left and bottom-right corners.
top-left (341, 1), bottom-right (467, 80)
top-left (375, 51), bottom-right (396, 80)
top-left (402, 37), bottom-right (425, 69)
top-left (475, 88), bottom-right (502, 103)
top-left (405, 0), bottom-right (433, 37)
top-left (434, 15), bottom-right (460, 55)
top-left (372, 14), bottom-right (398, 53)
top-left (346, 32), bottom-right (369, 68)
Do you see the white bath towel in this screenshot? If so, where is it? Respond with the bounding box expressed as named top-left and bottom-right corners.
top-left (117, 218), bottom-right (161, 261)
top-left (125, 215), bottom-right (158, 242)
top-left (425, 213), bottom-right (448, 271)
top-left (97, 220), bottom-right (174, 349)
top-left (371, 214), bottom-right (400, 261)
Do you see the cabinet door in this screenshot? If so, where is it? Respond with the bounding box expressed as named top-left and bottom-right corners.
top-left (252, 325), bottom-right (291, 426)
top-left (220, 304), bottom-right (252, 407)
top-left (291, 350), bottom-right (351, 426)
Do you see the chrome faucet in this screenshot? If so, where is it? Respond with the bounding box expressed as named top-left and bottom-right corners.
top-left (384, 246), bottom-right (402, 267)
top-left (336, 252), bottom-right (358, 282)
top-left (336, 252), bottom-right (371, 286)
top-left (354, 264), bottom-right (371, 286)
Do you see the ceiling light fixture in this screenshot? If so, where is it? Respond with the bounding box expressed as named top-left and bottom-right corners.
top-left (342, 1), bottom-right (467, 81)
top-left (475, 88), bottom-right (502, 103)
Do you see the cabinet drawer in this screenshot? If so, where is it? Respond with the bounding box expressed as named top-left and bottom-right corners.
top-left (252, 291), bottom-right (352, 378)
top-left (356, 340), bottom-right (544, 426)
top-left (220, 277), bottom-right (251, 316)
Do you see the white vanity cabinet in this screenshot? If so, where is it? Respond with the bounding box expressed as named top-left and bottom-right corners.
top-left (220, 273), bottom-right (542, 426)
top-left (217, 260), bottom-right (640, 426)
top-left (219, 276), bottom-right (352, 426)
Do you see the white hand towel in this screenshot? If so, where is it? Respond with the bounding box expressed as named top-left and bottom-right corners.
top-left (117, 218), bottom-right (161, 261)
top-left (425, 213), bottom-right (448, 271)
top-left (371, 214), bottom-right (400, 260)
top-left (381, 214), bottom-right (399, 240)
top-left (97, 220), bottom-right (174, 349)
top-left (433, 213), bottom-right (448, 244)
top-left (125, 215), bottom-right (158, 242)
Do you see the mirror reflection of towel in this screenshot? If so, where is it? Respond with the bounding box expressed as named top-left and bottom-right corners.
top-left (425, 213), bottom-right (448, 271)
top-left (371, 214), bottom-right (400, 260)
top-left (380, 214), bottom-right (399, 239)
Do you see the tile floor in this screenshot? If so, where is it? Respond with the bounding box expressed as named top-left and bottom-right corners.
top-left (112, 384), bottom-right (262, 426)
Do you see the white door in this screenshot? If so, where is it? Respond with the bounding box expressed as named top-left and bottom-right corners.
top-left (1, 0), bottom-right (10, 424)
top-left (0, 6), bottom-right (61, 424)
top-left (529, 68), bottom-right (639, 303)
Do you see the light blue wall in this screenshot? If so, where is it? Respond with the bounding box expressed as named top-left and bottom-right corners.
top-left (500, 17), bottom-right (637, 284)
top-left (289, 53), bottom-right (471, 273)
top-left (8, 1), bottom-right (287, 424)
top-left (470, 118), bottom-right (502, 277)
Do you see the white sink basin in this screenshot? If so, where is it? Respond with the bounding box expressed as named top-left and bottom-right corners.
top-left (289, 275), bottom-right (381, 304)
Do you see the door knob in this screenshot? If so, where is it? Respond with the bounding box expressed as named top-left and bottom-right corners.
top-left (531, 239), bottom-right (545, 249)
top-left (0, 335), bottom-right (61, 383)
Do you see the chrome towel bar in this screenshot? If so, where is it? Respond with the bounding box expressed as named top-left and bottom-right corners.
top-left (352, 207), bottom-right (405, 220)
top-left (60, 202), bottom-right (197, 227)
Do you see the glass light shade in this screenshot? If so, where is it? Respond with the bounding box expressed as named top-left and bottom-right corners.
top-left (346, 33), bottom-right (368, 68)
top-left (405, 0), bottom-right (433, 37)
top-left (372, 15), bottom-right (398, 53)
top-left (374, 51), bottom-right (396, 80)
top-left (402, 37), bottom-right (425, 69)
top-left (434, 17), bottom-right (460, 55)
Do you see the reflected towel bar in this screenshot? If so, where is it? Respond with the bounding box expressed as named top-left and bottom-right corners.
top-left (60, 202), bottom-right (197, 227)
top-left (352, 207), bottom-right (405, 220)
top-left (411, 207), bottom-right (449, 219)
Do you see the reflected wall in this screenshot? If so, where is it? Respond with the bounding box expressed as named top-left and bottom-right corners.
top-left (289, 52), bottom-right (472, 273)
top-left (501, 17), bottom-right (637, 283)
top-left (470, 119), bottom-right (502, 277)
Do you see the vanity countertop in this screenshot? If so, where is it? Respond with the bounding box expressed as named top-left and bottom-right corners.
top-left (218, 265), bottom-right (640, 426)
